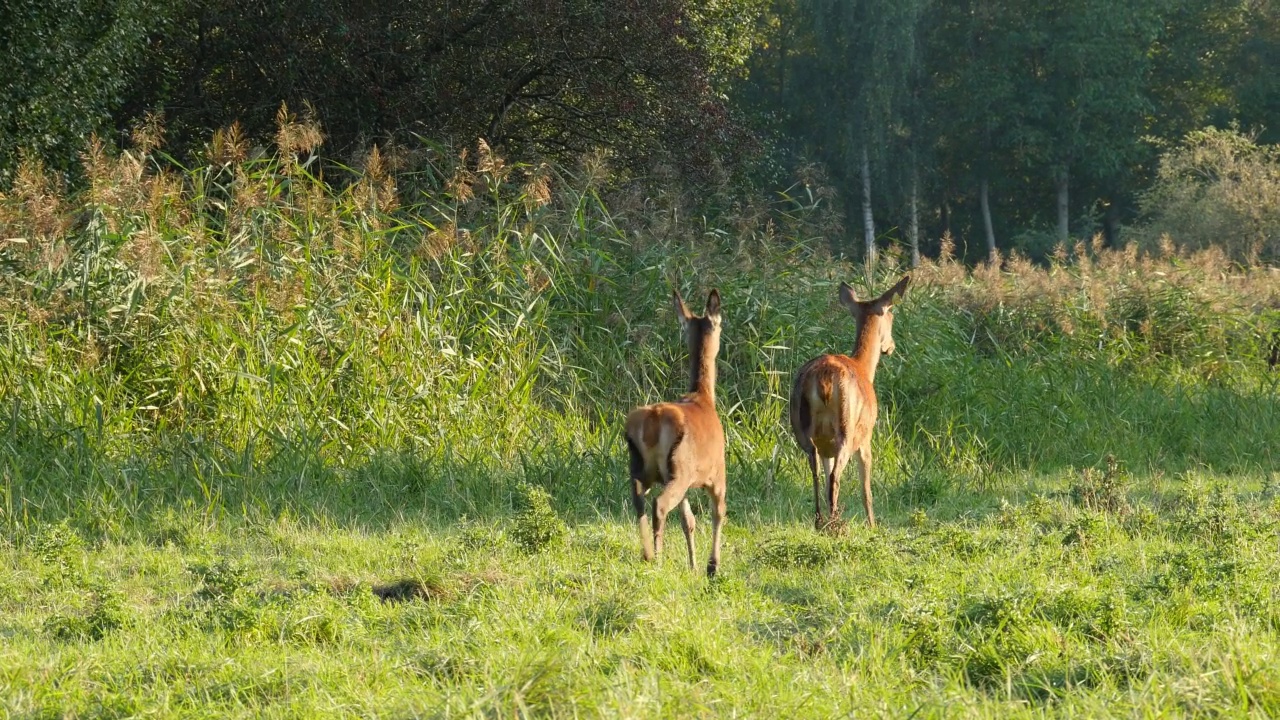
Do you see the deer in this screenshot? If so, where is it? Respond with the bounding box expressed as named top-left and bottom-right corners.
top-left (624, 288), bottom-right (727, 578)
top-left (789, 275), bottom-right (910, 531)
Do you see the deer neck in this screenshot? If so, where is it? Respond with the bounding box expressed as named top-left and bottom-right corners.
top-left (850, 318), bottom-right (882, 381)
top-left (687, 335), bottom-right (717, 403)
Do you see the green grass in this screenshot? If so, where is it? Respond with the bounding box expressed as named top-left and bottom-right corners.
top-left (4, 473), bottom-right (1280, 717)
top-left (1, 136), bottom-right (1279, 717)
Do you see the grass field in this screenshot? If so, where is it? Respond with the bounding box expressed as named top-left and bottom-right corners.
top-left (2, 135), bottom-right (1280, 717)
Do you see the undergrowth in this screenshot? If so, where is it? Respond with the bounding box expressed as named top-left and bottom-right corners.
top-left (1, 120), bottom-right (1276, 531)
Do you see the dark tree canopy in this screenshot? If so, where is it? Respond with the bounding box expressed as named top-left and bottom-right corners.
top-left (4, 0), bottom-right (1279, 260)
top-left (3, 0), bottom-right (768, 180)
top-left (0, 0), bottom-right (169, 178)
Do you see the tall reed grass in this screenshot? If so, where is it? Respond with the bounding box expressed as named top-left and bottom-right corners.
top-left (1, 118), bottom-right (1277, 536)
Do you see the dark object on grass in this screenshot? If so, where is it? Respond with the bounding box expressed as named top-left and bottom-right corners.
top-left (1268, 330), bottom-right (1279, 370)
top-left (372, 578), bottom-right (437, 604)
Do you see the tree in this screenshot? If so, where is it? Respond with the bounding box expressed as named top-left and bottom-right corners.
top-left (1009, 0), bottom-right (1164, 245)
top-left (189, 0), bottom-right (769, 176)
top-left (1226, 0), bottom-right (1280, 144)
top-left (740, 0), bottom-right (929, 263)
top-left (0, 0), bottom-right (169, 182)
top-left (1135, 126), bottom-right (1280, 263)
top-left (743, 0), bottom-right (1276, 261)
top-left (923, 0), bottom-right (1020, 261)
top-left (4, 0), bottom-right (770, 184)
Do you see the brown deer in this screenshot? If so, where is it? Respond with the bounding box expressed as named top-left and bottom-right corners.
top-left (625, 289), bottom-right (727, 577)
top-left (790, 275), bottom-right (910, 530)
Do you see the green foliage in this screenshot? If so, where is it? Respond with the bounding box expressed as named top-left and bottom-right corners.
top-left (8, 0), bottom-right (1280, 265)
top-left (0, 0), bottom-right (170, 182)
top-left (1170, 477), bottom-right (1249, 544)
top-left (741, 0), bottom-right (1278, 260)
top-left (5, 0), bottom-right (769, 182)
top-left (30, 519), bottom-right (85, 565)
top-left (511, 482), bottom-right (568, 554)
top-left (1135, 126), bottom-right (1280, 263)
top-left (1070, 456), bottom-right (1132, 515)
top-left (0, 131), bottom-right (1274, 710)
top-left (0, 135), bottom-right (1276, 535)
top-left (456, 516), bottom-right (507, 553)
top-left (752, 528), bottom-right (841, 568)
top-left (43, 580), bottom-right (127, 641)
top-left (188, 556), bottom-right (249, 601)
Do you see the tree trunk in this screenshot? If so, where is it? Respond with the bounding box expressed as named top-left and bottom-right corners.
top-left (980, 177), bottom-right (996, 263)
top-left (861, 147), bottom-right (876, 267)
top-left (1103, 201), bottom-right (1121, 248)
top-left (1055, 167), bottom-right (1070, 244)
top-left (909, 168), bottom-right (921, 267)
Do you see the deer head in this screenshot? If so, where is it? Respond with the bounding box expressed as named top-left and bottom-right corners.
top-left (673, 288), bottom-right (722, 355)
top-left (839, 275), bottom-right (910, 357)
top-left (672, 288), bottom-right (722, 398)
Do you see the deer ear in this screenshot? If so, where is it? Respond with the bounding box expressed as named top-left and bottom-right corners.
top-left (705, 289), bottom-right (721, 318)
top-left (838, 281), bottom-right (860, 311)
top-left (673, 290), bottom-right (691, 323)
top-left (877, 274), bottom-right (911, 307)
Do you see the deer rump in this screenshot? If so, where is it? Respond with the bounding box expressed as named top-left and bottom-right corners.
top-left (625, 403), bottom-right (688, 489)
top-left (792, 357), bottom-right (870, 459)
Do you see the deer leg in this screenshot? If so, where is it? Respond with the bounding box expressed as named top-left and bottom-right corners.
top-left (629, 441), bottom-right (654, 561)
top-left (819, 455), bottom-right (835, 519)
top-left (826, 453), bottom-right (847, 524)
top-left (707, 484), bottom-right (726, 578)
top-left (808, 451), bottom-right (824, 529)
top-left (857, 443), bottom-right (876, 528)
top-left (652, 483), bottom-right (685, 562)
top-left (651, 496), bottom-right (662, 560)
top-left (633, 478), bottom-right (652, 562)
top-left (678, 498), bottom-right (697, 571)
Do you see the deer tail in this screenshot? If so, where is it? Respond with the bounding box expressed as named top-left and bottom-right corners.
top-left (807, 367), bottom-right (840, 412)
top-left (805, 367), bottom-right (842, 446)
top-left (626, 406), bottom-right (684, 482)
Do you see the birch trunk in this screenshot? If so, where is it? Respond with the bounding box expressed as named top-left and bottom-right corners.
top-left (980, 177), bottom-right (996, 263)
top-left (909, 168), bottom-right (921, 267)
top-left (1055, 167), bottom-right (1070, 244)
top-left (861, 147), bottom-right (876, 267)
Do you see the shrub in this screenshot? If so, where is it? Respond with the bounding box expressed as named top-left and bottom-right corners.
top-left (1134, 127), bottom-right (1280, 263)
top-left (510, 482), bottom-right (568, 553)
top-left (1070, 455), bottom-right (1131, 515)
top-left (44, 583), bottom-right (126, 641)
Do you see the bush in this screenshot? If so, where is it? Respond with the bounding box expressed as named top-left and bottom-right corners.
top-left (44, 583), bottom-right (127, 641)
top-left (511, 483), bottom-right (568, 554)
top-left (1134, 127), bottom-right (1280, 263)
top-left (1070, 455), bottom-right (1131, 515)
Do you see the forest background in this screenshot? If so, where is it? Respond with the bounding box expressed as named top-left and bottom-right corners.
top-left (5, 0), bottom-right (1280, 264)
